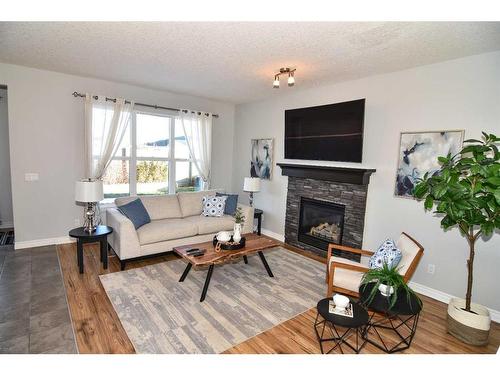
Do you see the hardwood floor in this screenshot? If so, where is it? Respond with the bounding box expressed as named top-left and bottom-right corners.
top-left (57, 240), bottom-right (500, 354)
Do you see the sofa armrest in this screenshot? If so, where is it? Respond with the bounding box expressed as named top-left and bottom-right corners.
top-left (106, 207), bottom-right (141, 260)
top-left (237, 203), bottom-right (254, 234)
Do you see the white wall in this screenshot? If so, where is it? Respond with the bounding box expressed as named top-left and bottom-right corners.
top-left (232, 51), bottom-right (500, 311)
top-left (0, 63), bottom-right (235, 244)
top-left (0, 88), bottom-right (13, 227)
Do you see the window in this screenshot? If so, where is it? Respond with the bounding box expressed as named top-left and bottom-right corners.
top-left (100, 110), bottom-right (201, 199)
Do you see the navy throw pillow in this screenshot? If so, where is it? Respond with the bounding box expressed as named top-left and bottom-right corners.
top-left (117, 198), bottom-right (151, 229)
top-left (216, 192), bottom-right (238, 215)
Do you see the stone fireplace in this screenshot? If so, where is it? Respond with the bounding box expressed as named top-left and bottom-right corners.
top-left (278, 163), bottom-right (375, 259)
top-left (298, 197), bottom-right (345, 251)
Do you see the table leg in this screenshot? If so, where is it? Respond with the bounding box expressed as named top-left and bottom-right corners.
top-left (100, 238), bottom-right (108, 270)
top-left (77, 240), bottom-right (84, 274)
top-left (243, 255), bottom-right (248, 264)
top-left (258, 251), bottom-right (274, 277)
top-left (257, 214), bottom-right (262, 235)
top-left (200, 265), bottom-right (214, 302)
top-left (179, 263), bottom-right (192, 282)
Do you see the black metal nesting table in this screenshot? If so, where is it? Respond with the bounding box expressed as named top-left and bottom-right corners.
top-left (314, 297), bottom-right (369, 354)
top-left (359, 282), bottom-right (422, 353)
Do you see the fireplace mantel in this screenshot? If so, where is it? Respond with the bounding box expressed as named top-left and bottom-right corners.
top-left (277, 163), bottom-right (376, 185)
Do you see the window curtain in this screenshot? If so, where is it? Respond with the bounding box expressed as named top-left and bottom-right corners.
top-left (180, 111), bottom-right (213, 190)
top-left (84, 94), bottom-right (134, 179)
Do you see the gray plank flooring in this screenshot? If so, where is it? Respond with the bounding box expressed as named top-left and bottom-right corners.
top-left (0, 245), bottom-right (77, 354)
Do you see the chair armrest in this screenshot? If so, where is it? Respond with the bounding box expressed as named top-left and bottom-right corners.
top-left (237, 203), bottom-right (254, 234)
top-left (106, 208), bottom-right (141, 260)
top-left (328, 243), bottom-right (374, 256)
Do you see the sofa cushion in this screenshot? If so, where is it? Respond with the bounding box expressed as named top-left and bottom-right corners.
top-left (136, 218), bottom-right (198, 245)
top-left (115, 194), bottom-right (182, 220)
top-left (117, 198), bottom-right (151, 229)
top-left (329, 256), bottom-right (368, 292)
top-left (184, 215), bottom-right (235, 235)
top-left (202, 195), bottom-right (227, 217)
top-left (177, 189), bottom-right (218, 217)
top-left (216, 192), bottom-right (238, 215)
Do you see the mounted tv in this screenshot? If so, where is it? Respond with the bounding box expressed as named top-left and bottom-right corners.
top-left (285, 99), bottom-right (365, 162)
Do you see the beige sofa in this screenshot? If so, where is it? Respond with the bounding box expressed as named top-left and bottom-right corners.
top-left (106, 190), bottom-right (254, 269)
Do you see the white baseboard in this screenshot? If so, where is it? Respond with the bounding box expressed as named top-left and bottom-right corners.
top-left (409, 281), bottom-right (500, 323)
top-left (261, 228), bottom-right (285, 242)
top-left (0, 221), bottom-right (14, 229)
top-left (14, 236), bottom-right (75, 250)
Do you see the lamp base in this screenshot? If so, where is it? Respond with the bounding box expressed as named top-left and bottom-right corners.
top-left (83, 202), bottom-right (100, 233)
top-left (248, 192), bottom-right (254, 207)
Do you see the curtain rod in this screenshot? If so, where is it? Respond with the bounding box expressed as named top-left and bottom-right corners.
top-left (72, 92), bottom-right (219, 118)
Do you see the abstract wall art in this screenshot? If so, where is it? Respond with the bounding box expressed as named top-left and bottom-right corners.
top-left (250, 138), bottom-right (273, 180)
top-left (394, 130), bottom-right (464, 198)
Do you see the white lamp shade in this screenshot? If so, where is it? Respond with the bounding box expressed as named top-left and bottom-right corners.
top-left (243, 177), bottom-right (261, 192)
top-left (75, 180), bottom-right (104, 202)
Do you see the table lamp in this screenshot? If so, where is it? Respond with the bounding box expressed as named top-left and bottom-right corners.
top-left (243, 177), bottom-right (261, 207)
top-left (75, 179), bottom-right (104, 233)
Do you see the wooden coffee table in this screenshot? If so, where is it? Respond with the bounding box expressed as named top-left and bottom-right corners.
top-left (173, 233), bottom-right (280, 302)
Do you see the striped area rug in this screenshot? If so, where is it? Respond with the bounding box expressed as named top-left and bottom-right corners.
top-left (100, 247), bottom-right (326, 353)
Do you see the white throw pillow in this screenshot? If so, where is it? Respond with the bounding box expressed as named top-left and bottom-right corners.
top-left (201, 195), bottom-right (227, 217)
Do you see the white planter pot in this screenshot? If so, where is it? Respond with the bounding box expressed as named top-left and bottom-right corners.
top-left (447, 297), bottom-right (491, 346)
top-left (378, 284), bottom-right (394, 297)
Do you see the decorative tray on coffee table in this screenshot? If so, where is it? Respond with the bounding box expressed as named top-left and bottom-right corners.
top-left (212, 236), bottom-right (246, 250)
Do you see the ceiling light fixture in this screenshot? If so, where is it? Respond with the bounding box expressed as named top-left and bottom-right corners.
top-left (273, 67), bottom-right (296, 89)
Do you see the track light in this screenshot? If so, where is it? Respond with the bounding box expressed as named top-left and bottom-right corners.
top-left (273, 75), bottom-right (280, 88)
top-left (272, 67), bottom-right (296, 89)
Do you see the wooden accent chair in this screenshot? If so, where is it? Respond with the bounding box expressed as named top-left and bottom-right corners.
top-left (326, 232), bottom-right (424, 298)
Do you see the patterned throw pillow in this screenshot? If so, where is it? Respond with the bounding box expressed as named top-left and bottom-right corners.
top-left (369, 239), bottom-right (402, 269)
top-left (201, 195), bottom-right (227, 217)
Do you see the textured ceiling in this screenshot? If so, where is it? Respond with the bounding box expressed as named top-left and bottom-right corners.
top-left (0, 22), bottom-right (499, 103)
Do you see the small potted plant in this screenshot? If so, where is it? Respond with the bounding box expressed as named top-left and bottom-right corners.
top-left (360, 263), bottom-right (420, 310)
top-left (232, 207), bottom-right (245, 243)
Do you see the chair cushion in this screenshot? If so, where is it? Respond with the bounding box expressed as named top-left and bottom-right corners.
top-left (216, 192), bottom-right (238, 215)
top-left (115, 194), bottom-right (182, 220)
top-left (396, 233), bottom-right (421, 275)
top-left (184, 215), bottom-right (235, 235)
top-left (136, 218), bottom-right (198, 245)
top-left (202, 195), bottom-right (227, 217)
top-left (117, 198), bottom-right (151, 229)
top-left (329, 256), bottom-right (366, 292)
top-left (369, 239), bottom-right (402, 269)
top-left (329, 256), bottom-right (368, 293)
top-left (177, 190), bottom-right (218, 217)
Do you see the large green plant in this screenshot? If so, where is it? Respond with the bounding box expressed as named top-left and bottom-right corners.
top-left (414, 132), bottom-right (500, 312)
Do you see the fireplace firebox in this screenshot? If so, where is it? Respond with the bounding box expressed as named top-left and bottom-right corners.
top-left (298, 197), bottom-right (345, 252)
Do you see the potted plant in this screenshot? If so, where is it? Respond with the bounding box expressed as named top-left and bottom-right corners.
top-left (232, 207), bottom-right (246, 243)
top-left (414, 132), bottom-right (499, 345)
top-left (360, 263), bottom-right (420, 310)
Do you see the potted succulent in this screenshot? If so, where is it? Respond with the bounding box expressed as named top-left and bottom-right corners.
top-left (414, 132), bottom-right (499, 345)
top-left (232, 207), bottom-right (245, 243)
top-left (361, 263), bottom-right (420, 310)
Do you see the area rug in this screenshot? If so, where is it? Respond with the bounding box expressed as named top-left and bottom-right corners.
top-left (100, 247), bottom-right (325, 353)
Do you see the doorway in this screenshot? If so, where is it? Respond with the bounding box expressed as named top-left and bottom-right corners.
top-left (0, 85), bottom-right (14, 249)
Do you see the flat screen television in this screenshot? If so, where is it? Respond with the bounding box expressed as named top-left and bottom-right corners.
top-left (284, 99), bottom-right (365, 162)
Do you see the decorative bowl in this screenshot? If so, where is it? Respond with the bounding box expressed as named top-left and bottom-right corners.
top-left (333, 294), bottom-right (350, 310)
top-left (216, 231), bottom-right (231, 242)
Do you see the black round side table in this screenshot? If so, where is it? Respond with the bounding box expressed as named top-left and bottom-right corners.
top-left (314, 297), bottom-right (369, 354)
top-left (359, 282), bottom-right (422, 353)
top-left (69, 225), bottom-right (113, 274)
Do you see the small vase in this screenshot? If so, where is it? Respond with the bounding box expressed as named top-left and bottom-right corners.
top-left (233, 223), bottom-right (242, 243)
